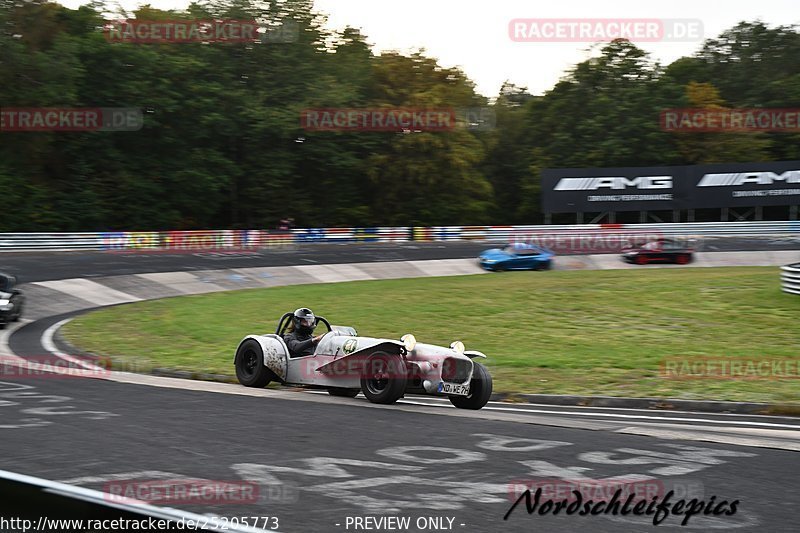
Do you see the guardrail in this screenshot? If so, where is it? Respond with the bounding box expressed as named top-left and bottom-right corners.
top-left (0, 468), bottom-right (267, 532)
top-left (781, 263), bottom-right (800, 295)
top-left (0, 221), bottom-right (797, 252)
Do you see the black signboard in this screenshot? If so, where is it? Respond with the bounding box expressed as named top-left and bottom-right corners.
top-left (542, 160), bottom-right (800, 213)
top-left (686, 160), bottom-right (800, 209)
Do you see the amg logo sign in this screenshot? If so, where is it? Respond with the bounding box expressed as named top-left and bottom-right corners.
top-left (698, 170), bottom-right (800, 187)
top-left (554, 176), bottom-right (673, 191)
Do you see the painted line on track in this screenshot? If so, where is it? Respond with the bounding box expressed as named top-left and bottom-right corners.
top-left (395, 394), bottom-right (800, 420)
top-left (41, 317), bottom-right (103, 371)
top-left (307, 389), bottom-right (800, 422)
top-left (395, 399), bottom-right (800, 429)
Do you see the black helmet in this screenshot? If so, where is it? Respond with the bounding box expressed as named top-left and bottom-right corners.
top-left (293, 307), bottom-right (317, 335)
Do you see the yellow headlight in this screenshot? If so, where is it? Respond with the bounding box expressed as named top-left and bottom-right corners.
top-left (450, 341), bottom-right (465, 354)
top-left (401, 333), bottom-right (417, 351)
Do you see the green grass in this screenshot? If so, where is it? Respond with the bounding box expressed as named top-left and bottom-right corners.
top-left (62, 267), bottom-right (800, 404)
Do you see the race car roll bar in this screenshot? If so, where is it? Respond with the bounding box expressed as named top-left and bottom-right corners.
top-left (275, 312), bottom-right (332, 335)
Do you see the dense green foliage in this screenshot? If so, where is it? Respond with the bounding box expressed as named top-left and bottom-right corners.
top-left (1, 1), bottom-right (798, 230)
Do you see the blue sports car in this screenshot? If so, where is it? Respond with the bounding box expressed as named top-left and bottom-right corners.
top-left (478, 243), bottom-right (554, 271)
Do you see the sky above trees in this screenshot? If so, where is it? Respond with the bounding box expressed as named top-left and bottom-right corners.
top-left (56, 0), bottom-right (800, 96)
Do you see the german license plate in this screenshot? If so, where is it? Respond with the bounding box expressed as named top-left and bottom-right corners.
top-left (438, 382), bottom-right (470, 396)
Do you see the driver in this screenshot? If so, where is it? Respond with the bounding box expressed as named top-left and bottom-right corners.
top-left (285, 307), bottom-right (325, 358)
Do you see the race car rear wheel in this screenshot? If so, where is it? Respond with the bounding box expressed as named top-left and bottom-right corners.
top-left (361, 352), bottom-right (407, 405)
top-left (235, 339), bottom-right (274, 388)
top-left (328, 387), bottom-right (360, 398)
top-left (449, 362), bottom-right (492, 410)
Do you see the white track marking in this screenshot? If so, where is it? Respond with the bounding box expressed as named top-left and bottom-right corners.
top-left (293, 264), bottom-right (375, 282)
top-left (59, 471), bottom-right (202, 485)
top-left (309, 389), bottom-right (800, 423)
top-left (135, 272), bottom-right (224, 294)
top-left (41, 318), bottom-right (104, 372)
top-left (33, 278), bottom-right (141, 306)
top-left (1, 319), bottom-right (104, 378)
top-left (53, 370), bottom-right (797, 450)
top-left (396, 394), bottom-right (800, 419)
top-left (0, 320), bottom-right (29, 363)
top-left (395, 399), bottom-right (800, 430)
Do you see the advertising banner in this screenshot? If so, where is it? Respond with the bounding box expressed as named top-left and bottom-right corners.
top-left (542, 160), bottom-right (800, 212)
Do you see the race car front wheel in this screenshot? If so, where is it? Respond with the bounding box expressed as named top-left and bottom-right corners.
top-left (361, 352), bottom-right (407, 405)
top-left (449, 362), bottom-right (493, 410)
top-left (235, 339), bottom-right (274, 388)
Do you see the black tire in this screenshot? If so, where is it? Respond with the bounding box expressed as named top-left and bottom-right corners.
top-left (328, 387), bottom-right (360, 398)
top-left (360, 352), bottom-right (407, 404)
top-left (235, 339), bottom-right (274, 388)
top-left (12, 303), bottom-right (22, 322)
top-left (449, 362), bottom-right (493, 410)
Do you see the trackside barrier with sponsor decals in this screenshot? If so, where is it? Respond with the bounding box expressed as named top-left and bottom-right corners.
top-left (409, 222), bottom-right (800, 242)
top-left (780, 263), bottom-right (800, 295)
top-left (0, 221), bottom-right (797, 252)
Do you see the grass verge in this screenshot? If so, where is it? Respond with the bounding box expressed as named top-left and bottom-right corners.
top-left (62, 266), bottom-right (800, 404)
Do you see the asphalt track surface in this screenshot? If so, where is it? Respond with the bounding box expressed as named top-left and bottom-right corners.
top-left (3, 235), bottom-right (800, 282)
top-left (0, 362), bottom-right (797, 532)
top-left (2, 240), bottom-right (799, 532)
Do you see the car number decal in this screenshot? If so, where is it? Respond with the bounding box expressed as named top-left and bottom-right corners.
top-left (342, 339), bottom-right (358, 355)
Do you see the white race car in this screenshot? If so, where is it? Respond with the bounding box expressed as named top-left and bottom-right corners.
top-left (234, 312), bottom-right (493, 409)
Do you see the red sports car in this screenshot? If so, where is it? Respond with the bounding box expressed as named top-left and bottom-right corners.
top-left (621, 239), bottom-right (694, 265)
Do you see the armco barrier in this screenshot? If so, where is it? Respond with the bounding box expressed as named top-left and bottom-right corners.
top-left (0, 468), bottom-right (264, 531)
top-left (780, 263), bottom-right (800, 295)
top-left (0, 221), bottom-right (797, 252)
top-left (0, 232), bottom-right (102, 251)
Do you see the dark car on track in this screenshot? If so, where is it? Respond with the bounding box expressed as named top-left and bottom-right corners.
top-left (478, 243), bottom-right (554, 271)
top-left (621, 239), bottom-right (694, 265)
top-left (0, 273), bottom-right (24, 327)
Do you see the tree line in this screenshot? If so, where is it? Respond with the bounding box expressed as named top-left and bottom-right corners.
top-left (1, 0), bottom-right (798, 231)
